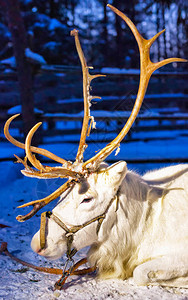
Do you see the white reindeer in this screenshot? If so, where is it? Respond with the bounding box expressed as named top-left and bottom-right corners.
top-left (31, 161), bottom-right (188, 288)
top-left (4, 5), bottom-right (187, 288)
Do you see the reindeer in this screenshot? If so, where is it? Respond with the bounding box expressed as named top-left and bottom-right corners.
top-left (4, 5), bottom-right (188, 288)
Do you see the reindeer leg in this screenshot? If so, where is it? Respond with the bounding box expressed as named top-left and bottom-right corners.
top-left (133, 254), bottom-right (188, 288)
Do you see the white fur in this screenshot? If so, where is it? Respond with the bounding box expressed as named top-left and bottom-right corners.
top-left (31, 162), bottom-right (188, 288)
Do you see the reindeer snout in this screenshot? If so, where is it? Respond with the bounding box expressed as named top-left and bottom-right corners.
top-left (31, 232), bottom-right (43, 254)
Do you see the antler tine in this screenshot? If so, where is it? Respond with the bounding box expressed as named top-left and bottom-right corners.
top-left (24, 123), bottom-right (83, 180)
top-left (82, 4), bottom-right (187, 170)
top-left (16, 179), bottom-right (74, 222)
top-left (14, 154), bottom-right (81, 179)
top-left (4, 114), bottom-right (72, 167)
top-left (21, 168), bottom-right (81, 179)
top-left (71, 29), bottom-right (106, 165)
top-left (25, 122), bottom-right (45, 171)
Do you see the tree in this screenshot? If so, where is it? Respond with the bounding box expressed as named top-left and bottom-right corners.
top-left (111, 0), bottom-right (140, 68)
top-left (4, 0), bottom-right (36, 140)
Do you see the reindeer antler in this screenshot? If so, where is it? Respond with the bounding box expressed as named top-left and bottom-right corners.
top-left (71, 29), bottom-right (105, 164)
top-left (4, 114), bottom-right (72, 167)
top-left (82, 4), bottom-right (187, 170)
top-left (4, 5), bottom-right (186, 222)
top-left (23, 122), bottom-right (81, 178)
top-left (4, 28), bottom-right (104, 220)
top-left (5, 115), bottom-right (80, 181)
top-left (16, 179), bottom-right (74, 222)
top-left (6, 119), bottom-right (82, 221)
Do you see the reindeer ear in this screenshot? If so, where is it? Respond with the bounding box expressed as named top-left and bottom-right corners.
top-left (104, 161), bottom-right (127, 187)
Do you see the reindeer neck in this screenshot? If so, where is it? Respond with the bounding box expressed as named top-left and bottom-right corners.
top-left (88, 171), bottom-right (154, 279)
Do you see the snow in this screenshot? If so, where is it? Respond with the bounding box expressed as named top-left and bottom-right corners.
top-left (0, 142), bottom-right (24, 160)
top-left (144, 93), bottom-right (187, 99)
top-left (0, 23), bottom-right (11, 38)
top-left (25, 48), bottom-right (47, 65)
top-left (43, 109), bottom-right (188, 120)
top-left (43, 41), bottom-right (61, 51)
top-left (1, 109), bottom-right (188, 162)
top-left (24, 0), bottom-right (32, 4)
top-left (48, 18), bottom-right (67, 31)
top-left (57, 93), bottom-right (188, 105)
top-left (100, 67), bottom-right (188, 76)
top-left (8, 105), bottom-right (43, 115)
top-left (38, 137), bottom-right (188, 163)
top-left (0, 49), bottom-right (47, 69)
top-left (32, 13), bottom-right (69, 33)
top-left (1, 127), bottom-right (188, 162)
top-left (43, 110), bottom-right (139, 118)
top-left (101, 67), bottom-right (141, 75)
top-left (0, 56), bottom-right (16, 68)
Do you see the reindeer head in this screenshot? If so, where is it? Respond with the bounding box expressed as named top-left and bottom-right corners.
top-left (4, 5), bottom-right (186, 259)
top-left (31, 161), bottom-right (127, 259)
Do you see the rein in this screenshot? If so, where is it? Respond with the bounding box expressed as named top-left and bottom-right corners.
top-left (0, 241), bottom-right (96, 290)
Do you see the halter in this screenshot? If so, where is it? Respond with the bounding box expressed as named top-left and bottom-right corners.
top-left (40, 191), bottom-right (120, 258)
top-left (39, 192), bottom-right (119, 286)
top-left (40, 210), bottom-right (106, 259)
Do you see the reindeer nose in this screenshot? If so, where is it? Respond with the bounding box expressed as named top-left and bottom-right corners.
top-left (31, 232), bottom-right (42, 254)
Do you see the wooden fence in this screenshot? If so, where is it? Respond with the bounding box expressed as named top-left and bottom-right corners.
top-left (1, 67), bottom-right (188, 163)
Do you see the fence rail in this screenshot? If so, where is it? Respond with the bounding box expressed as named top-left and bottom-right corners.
top-left (2, 111), bottom-right (188, 138)
top-left (1, 111), bottom-right (188, 163)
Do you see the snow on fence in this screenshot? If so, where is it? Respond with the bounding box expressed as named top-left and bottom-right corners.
top-left (1, 108), bottom-right (188, 164)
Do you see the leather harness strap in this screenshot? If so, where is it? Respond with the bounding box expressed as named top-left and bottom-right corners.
top-left (40, 191), bottom-right (119, 260)
top-left (40, 210), bottom-right (106, 258)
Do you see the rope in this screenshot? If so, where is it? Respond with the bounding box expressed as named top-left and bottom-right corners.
top-left (0, 242), bottom-right (96, 289)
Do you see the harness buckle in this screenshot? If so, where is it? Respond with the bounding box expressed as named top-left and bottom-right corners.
top-left (65, 232), bottom-right (74, 238)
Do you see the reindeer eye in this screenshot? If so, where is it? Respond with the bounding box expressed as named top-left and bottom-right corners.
top-left (81, 197), bottom-right (93, 204)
